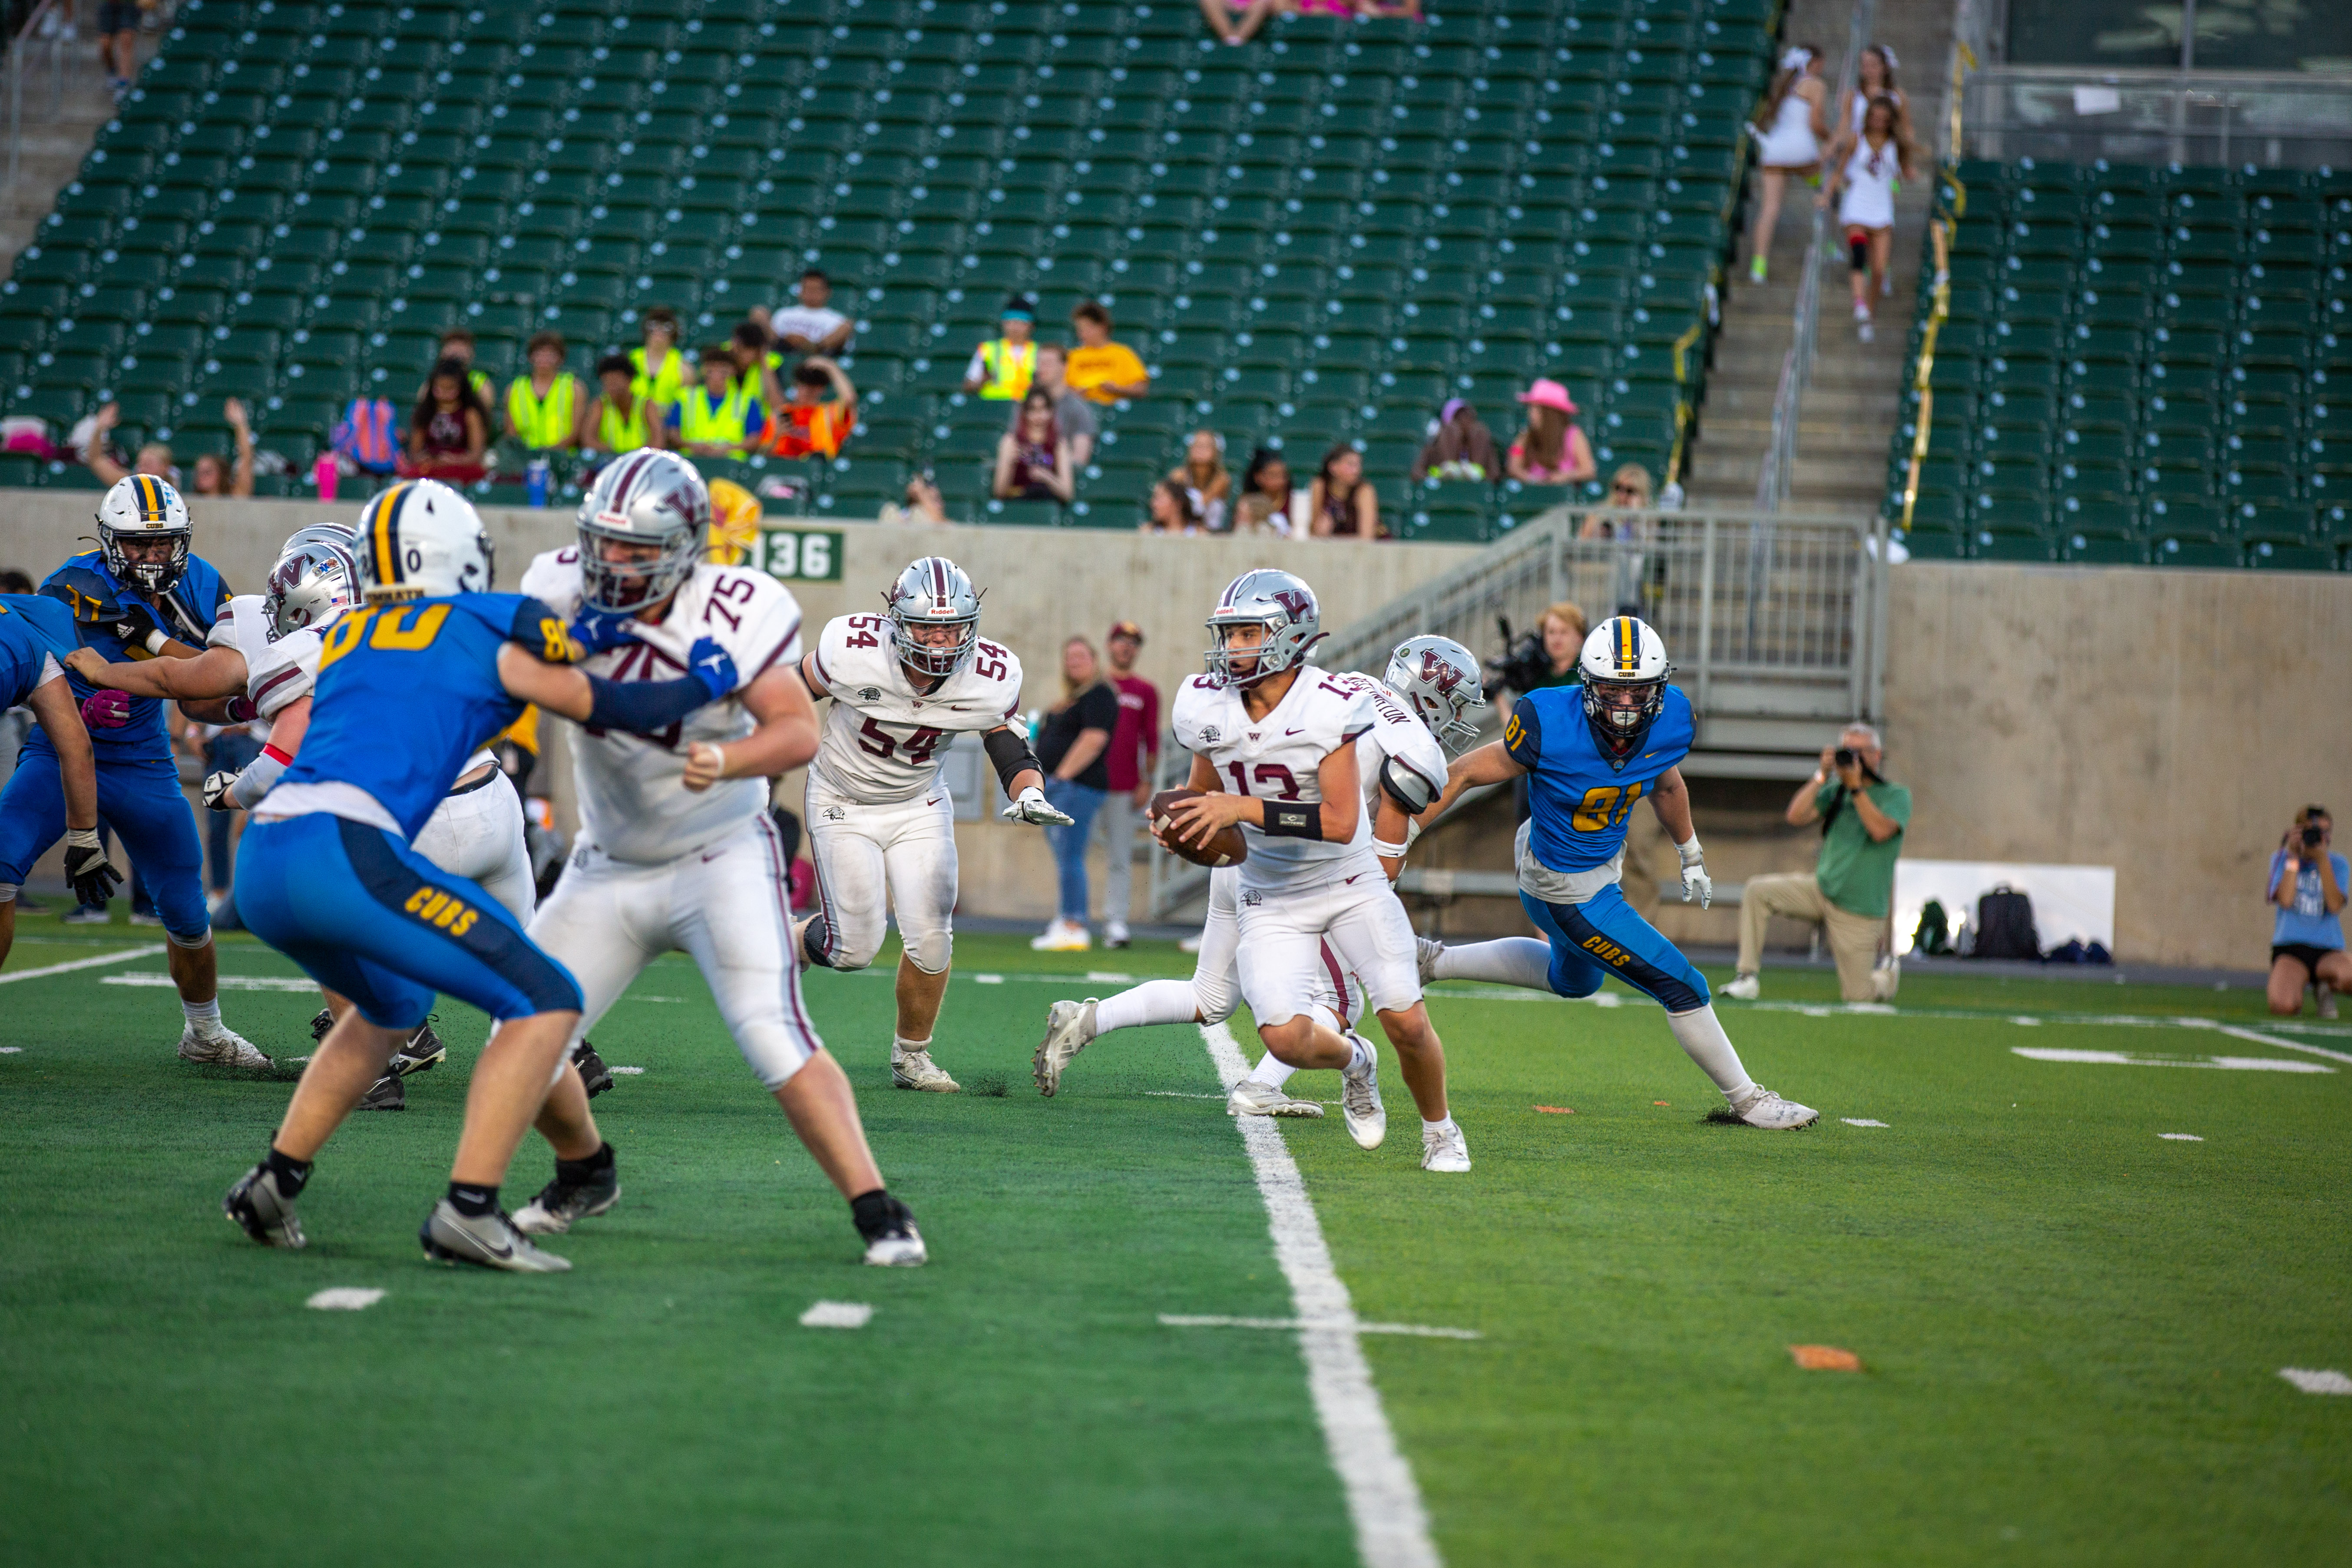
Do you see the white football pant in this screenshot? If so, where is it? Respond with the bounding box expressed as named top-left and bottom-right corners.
top-left (414, 770), bottom-right (535, 921)
top-left (804, 776), bottom-right (958, 974)
top-left (1235, 871), bottom-right (1421, 1028)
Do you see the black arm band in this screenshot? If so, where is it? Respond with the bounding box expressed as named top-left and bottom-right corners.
top-left (585, 674), bottom-right (711, 736)
top-left (983, 727), bottom-right (1043, 792)
top-left (1264, 802), bottom-right (1323, 840)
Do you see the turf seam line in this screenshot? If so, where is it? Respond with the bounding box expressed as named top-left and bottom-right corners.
top-left (0, 943), bottom-right (168, 985)
top-left (1200, 1021), bottom-right (1444, 1568)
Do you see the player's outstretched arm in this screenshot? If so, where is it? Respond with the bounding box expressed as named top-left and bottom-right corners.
top-left (62, 641), bottom-right (248, 701)
top-left (1427, 738), bottom-right (1526, 821)
top-left (682, 664), bottom-right (820, 792)
top-left (498, 637), bottom-right (740, 735)
top-left (989, 724), bottom-right (1076, 825)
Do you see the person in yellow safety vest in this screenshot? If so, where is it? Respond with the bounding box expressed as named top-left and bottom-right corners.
top-left (504, 329), bottom-right (583, 450)
top-left (706, 476), bottom-right (765, 567)
top-left (426, 324), bottom-right (498, 407)
top-left (630, 305), bottom-right (687, 418)
top-left (961, 294), bottom-right (1037, 400)
top-left (668, 345), bottom-right (765, 460)
top-left (731, 318), bottom-right (791, 414)
top-left (577, 354), bottom-right (654, 454)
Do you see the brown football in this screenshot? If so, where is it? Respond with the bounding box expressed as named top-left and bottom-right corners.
top-left (1150, 787), bottom-right (1249, 869)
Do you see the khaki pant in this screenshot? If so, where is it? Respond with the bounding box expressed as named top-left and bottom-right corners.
top-left (1737, 872), bottom-right (1889, 1002)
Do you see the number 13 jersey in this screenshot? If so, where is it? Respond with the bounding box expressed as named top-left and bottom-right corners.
top-left (808, 613), bottom-right (1023, 804)
top-left (1170, 663), bottom-right (1377, 893)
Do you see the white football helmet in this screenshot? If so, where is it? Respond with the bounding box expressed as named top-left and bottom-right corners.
top-left (264, 541), bottom-right (361, 638)
top-left (577, 448), bottom-right (711, 613)
top-left (96, 473), bottom-right (193, 594)
top-left (1577, 615), bottom-right (1673, 767)
top-left (1204, 569), bottom-right (1322, 688)
top-left (884, 556), bottom-right (983, 678)
top-left (1384, 633), bottom-right (1488, 754)
top-left (280, 520), bottom-right (357, 556)
top-left (354, 480), bottom-right (493, 602)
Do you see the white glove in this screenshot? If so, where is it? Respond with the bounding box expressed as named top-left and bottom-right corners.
top-left (1677, 836), bottom-right (1711, 909)
top-left (202, 768), bottom-right (242, 812)
top-left (1001, 785), bottom-right (1075, 827)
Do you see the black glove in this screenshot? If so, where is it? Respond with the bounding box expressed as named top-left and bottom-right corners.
top-left (110, 596), bottom-right (166, 654)
top-left (62, 829), bottom-right (122, 906)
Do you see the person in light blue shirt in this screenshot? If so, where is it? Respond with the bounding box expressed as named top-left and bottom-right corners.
top-left (2267, 805), bottom-right (2349, 1018)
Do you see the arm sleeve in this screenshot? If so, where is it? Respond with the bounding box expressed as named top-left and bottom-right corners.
top-left (585, 673), bottom-right (715, 735)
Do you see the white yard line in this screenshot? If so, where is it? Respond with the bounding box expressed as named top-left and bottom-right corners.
top-left (1200, 1021), bottom-right (1444, 1568)
top-left (2187, 1019), bottom-right (2352, 1068)
top-left (0, 943), bottom-right (167, 985)
top-left (1161, 1314), bottom-right (1482, 1341)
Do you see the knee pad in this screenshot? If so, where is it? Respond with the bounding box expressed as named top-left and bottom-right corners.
top-left (1848, 235), bottom-right (1868, 271)
top-left (1551, 963), bottom-right (1603, 1000)
top-left (899, 920), bottom-right (952, 976)
top-left (1191, 971), bottom-right (1238, 1025)
top-left (166, 923), bottom-right (213, 951)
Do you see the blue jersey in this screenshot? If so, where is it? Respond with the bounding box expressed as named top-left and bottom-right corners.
top-left (1507, 682), bottom-right (1695, 873)
top-left (2270, 848), bottom-right (2349, 951)
top-left (38, 549), bottom-right (232, 761)
top-left (286, 592), bottom-right (576, 840)
top-left (0, 592), bottom-right (78, 709)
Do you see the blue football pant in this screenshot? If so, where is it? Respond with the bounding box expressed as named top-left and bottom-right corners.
top-left (0, 739), bottom-right (210, 942)
top-left (1519, 880), bottom-right (1712, 1013)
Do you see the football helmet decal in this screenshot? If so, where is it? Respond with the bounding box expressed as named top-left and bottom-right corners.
top-left (1204, 569), bottom-right (1323, 689)
top-left (1384, 633), bottom-right (1488, 754)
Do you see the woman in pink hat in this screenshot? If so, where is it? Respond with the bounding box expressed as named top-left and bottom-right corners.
top-left (1506, 379), bottom-right (1597, 486)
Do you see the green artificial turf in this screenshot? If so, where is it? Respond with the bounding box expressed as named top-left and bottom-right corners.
top-left (3, 915), bottom-right (2348, 1566)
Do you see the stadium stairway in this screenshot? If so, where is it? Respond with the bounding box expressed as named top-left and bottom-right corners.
top-left (0, 30), bottom-right (126, 276)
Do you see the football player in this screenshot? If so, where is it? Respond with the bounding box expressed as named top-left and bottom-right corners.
top-left (220, 479), bottom-right (740, 1271)
top-left (794, 556), bottom-right (1072, 1094)
top-left (0, 476), bottom-right (265, 1066)
top-left (1422, 616), bottom-right (1818, 1130)
top-left (0, 592), bottom-right (122, 967)
top-left (511, 451), bottom-right (925, 1265)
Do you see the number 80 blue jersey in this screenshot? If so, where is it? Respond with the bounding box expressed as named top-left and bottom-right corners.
top-left (1506, 683), bottom-right (1695, 873)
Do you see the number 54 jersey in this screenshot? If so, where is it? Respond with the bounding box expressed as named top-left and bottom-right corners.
top-left (1170, 663), bottom-right (1378, 894)
top-left (807, 613), bottom-right (1022, 804)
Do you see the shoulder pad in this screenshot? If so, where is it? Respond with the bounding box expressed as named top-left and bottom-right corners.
top-left (44, 566), bottom-right (119, 624)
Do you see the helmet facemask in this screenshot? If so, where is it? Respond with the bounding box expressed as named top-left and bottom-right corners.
top-left (104, 527), bottom-right (191, 596)
top-left (890, 609), bottom-right (979, 678)
top-left (579, 516), bottom-right (701, 614)
top-left (1206, 618), bottom-right (1280, 689)
top-left (1581, 674), bottom-right (1667, 758)
top-left (885, 556), bottom-right (983, 678)
top-left (264, 543), bottom-right (360, 638)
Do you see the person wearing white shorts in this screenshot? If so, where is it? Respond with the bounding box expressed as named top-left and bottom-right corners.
top-left (1819, 97), bottom-right (1912, 342)
top-left (1744, 44), bottom-right (1828, 284)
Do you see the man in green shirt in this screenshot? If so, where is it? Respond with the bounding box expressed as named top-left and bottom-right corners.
top-left (1726, 723), bottom-right (1911, 1003)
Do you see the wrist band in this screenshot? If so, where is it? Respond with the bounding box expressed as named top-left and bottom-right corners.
top-left (1372, 837), bottom-right (1408, 860)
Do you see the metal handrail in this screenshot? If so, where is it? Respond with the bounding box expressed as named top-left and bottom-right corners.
top-left (1961, 65), bottom-right (2352, 169)
top-left (4, 0), bottom-right (71, 189)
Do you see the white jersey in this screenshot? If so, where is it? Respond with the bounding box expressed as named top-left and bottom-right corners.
top-left (1334, 671), bottom-right (1448, 847)
top-left (1170, 662), bottom-right (1379, 892)
top-left (807, 612), bottom-right (1022, 804)
top-left (244, 619), bottom-right (327, 720)
top-left (205, 593), bottom-right (273, 673)
top-left (521, 547), bottom-right (805, 863)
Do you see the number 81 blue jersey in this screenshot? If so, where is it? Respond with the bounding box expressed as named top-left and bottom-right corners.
top-left (1506, 683), bottom-right (1695, 873)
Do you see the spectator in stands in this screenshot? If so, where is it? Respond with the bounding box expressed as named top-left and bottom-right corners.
top-left (404, 357), bottom-right (492, 481)
top-left (765, 356), bottom-right (858, 461)
top-left (1065, 302), bottom-right (1152, 404)
top-left (1818, 96), bottom-right (1913, 343)
top-left (1144, 478), bottom-right (1204, 533)
top-left (1168, 429), bottom-right (1232, 531)
top-left (1010, 343), bottom-right (1098, 469)
top-left (964, 295), bottom-right (1038, 401)
top-left (1201, 0), bottom-right (1280, 46)
top-left (1311, 443), bottom-right (1381, 539)
top-left (1726, 722), bottom-right (1910, 1004)
top-left (1744, 45), bottom-right (1828, 284)
top-left (579, 353), bottom-right (655, 455)
top-left (632, 306), bottom-right (688, 416)
top-left (758, 268), bottom-right (855, 356)
top-left (669, 345), bottom-right (762, 460)
top-left (879, 472), bottom-right (950, 526)
top-left (993, 388), bottom-right (1076, 503)
top-left (1096, 620), bottom-right (1157, 949)
top-left (432, 325), bottom-right (496, 407)
top-left (1507, 379), bottom-right (1598, 486)
top-left (1580, 463), bottom-right (1655, 617)
top-left (504, 331), bottom-right (582, 454)
top-left (189, 398), bottom-right (256, 499)
top-left (1416, 398), bottom-right (1501, 481)
top-left (731, 319), bottom-right (789, 414)
top-left (1030, 635), bottom-right (1121, 953)
top-left (1829, 46), bottom-right (1914, 170)
top-left (82, 401), bottom-right (176, 488)
top-left (98, 1), bottom-right (141, 99)
top-left (1234, 447), bottom-right (1297, 534)
top-left (2268, 806), bottom-right (2349, 1019)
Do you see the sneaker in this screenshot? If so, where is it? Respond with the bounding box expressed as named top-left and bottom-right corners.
top-left (1032, 998), bottom-right (1097, 1097)
top-left (355, 1072), bottom-right (405, 1111)
top-left (2320, 986), bottom-right (2340, 1022)
top-left (1104, 920), bottom-right (1131, 950)
top-left (1749, 254), bottom-right (1768, 283)
top-left (513, 1159), bottom-right (622, 1236)
top-left (1339, 1035), bottom-right (1386, 1151)
top-left (223, 1164), bottom-right (306, 1248)
top-left (1178, 933), bottom-right (1204, 954)
top-left (1227, 1077), bottom-right (1325, 1118)
top-left (571, 1038), bottom-right (614, 1097)
top-left (1731, 1086), bottom-right (1820, 1130)
top-left (63, 906), bottom-right (109, 924)
top-left (858, 1194), bottom-right (928, 1267)
top-left (389, 1016), bottom-right (445, 1077)
top-left (892, 1048), bottom-right (959, 1093)
top-left (419, 1199), bottom-right (572, 1272)
top-left (1416, 936), bottom-right (1443, 986)
top-left (177, 1023), bottom-right (271, 1069)
top-left (1421, 1120), bottom-right (1471, 1173)
top-left (1722, 972), bottom-right (1761, 1001)
top-left (1870, 956), bottom-right (1901, 1002)
top-left (1029, 919), bottom-right (1090, 952)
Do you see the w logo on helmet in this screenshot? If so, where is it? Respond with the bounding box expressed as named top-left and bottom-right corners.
top-left (1271, 588), bottom-right (1314, 621)
top-left (1419, 649), bottom-right (1463, 694)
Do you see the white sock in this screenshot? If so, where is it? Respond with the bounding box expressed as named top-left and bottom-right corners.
top-left (182, 997), bottom-right (222, 1029)
top-left (1093, 979), bottom-right (1198, 1036)
top-left (1246, 1053), bottom-right (1297, 1089)
top-left (1667, 1005), bottom-right (1755, 1102)
top-left (1422, 1115), bottom-right (1457, 1138)
top-left (1433, 937), bottom-right (1556, 992)
top-left (892, 1035), bottom-right (931, 1058)
top-left (1345, 1032), bottom-right (1376, 1076)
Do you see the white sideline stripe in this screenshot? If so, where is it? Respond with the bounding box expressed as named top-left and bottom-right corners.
top-left (2280, 1368), bottom-right (2352, 1394)
top-left (103, 973), bottom-right (316, 992)
top-left (1200, 1020), bottom-right (1443, 1568)
top-left (799, 1300), bottom-right (873, 1329)
top-left (0, 1045), bottom-right (21, 1054)
top-left (1, 943), bottom-right (167, 985)
top-left (1161, 1314), bottom-right (1482, 1341)
top-left (306, 1287), bottom-right (384, 1311)
top-left (2159, 1133), bottom-right (2205, 1141)
top-left (1841, 1118), bottom-right (1889, 1127)
top-left (2011, 1046), bottom-right (2331, 1073)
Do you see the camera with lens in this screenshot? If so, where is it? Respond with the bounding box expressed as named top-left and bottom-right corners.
top-left (1834, 747), bottom-right (1857, 769)
top-left (2303, 824), bottom-right (2326, 849)
top-left (1482, 615), bottom-right (1553, 701)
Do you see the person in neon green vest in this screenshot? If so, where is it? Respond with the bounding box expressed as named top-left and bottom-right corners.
top-left (667, 344), bottom-right (765, 460)
top-left (578, 353), bottom-right (656, 455)
top-left (504, 330), bottom-right (583, 451)
top-left (961, 294), bottom-right (1038, 400)
top-left (630, 306), bottom-right (688, 416)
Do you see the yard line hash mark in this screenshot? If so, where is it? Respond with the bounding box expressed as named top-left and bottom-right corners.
top-left (2011, 1047), bottom-right (2331, 1073)
top-left (307, 1288), bottom-right (385, 1311)
top-left (2, 943), bottom-right (167, 985)
top-left (799, 1300), bottom-right (873, 1329)
top-left (2279, 1368), bottom-right (2352, 1395)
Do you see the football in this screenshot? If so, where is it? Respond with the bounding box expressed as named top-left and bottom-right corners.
top-left (1150, 788), bottom-right (1249, 868)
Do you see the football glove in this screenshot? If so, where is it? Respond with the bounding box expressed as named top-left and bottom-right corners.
top-left (1677, 836), bottom-right (1712, 909)
top-left (109, 597), bottom-right (168, 655)
top-left (685, 636), bottom-right (740, 701)
top-left (62, 828), bottom-right (122, 906)
top-left (202, 768), bottom-right (242, 811)
top-left (1000, 785), bottom-right (1075, 827)
top-left (79, 688), bottom-right (131, 729)
top-left (566, 605), bottom-right (642, 655)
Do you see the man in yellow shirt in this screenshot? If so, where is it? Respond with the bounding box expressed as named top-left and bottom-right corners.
top-left (1064, 301), bottom-right (1152, 404)
top-left (504, 330), bottom-right (582, 452)
top-left (668, 345), bottom-right (764, 459)
top-left (962, 295), bottom-right (1038, 401)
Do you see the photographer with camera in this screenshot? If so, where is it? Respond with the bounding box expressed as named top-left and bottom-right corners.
top-left (1725, 722), bottom-right (1910, 1003)
top-left (2268, 806), bottom-right (2348, 1019)
top-left (1486, 602), bottom-right (1588, 822)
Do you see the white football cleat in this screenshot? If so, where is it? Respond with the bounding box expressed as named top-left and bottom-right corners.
top-left (1721, 972), bottom-right (1761, 1001)
top-left (1339, 1035), bottom-right (1386, 1150)
top-left (1227, 1077), bottom-right (1325, 1118)
top-left (1104, 920), bottom-right (1131, 950)
top-left (1421, 1120), bottom-right (1471, 1173)
top-left (1415, 936), bottom-right (1443, 986)
top-left (891, 1048), bottom-right (959, 1093)
top-left (177, 1023), bottom-right (271, 1069)
top-left (1731, 1086), bottom-right (1819, 1130)
top-left (1032, 998), bottom-right (1097, 1097)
